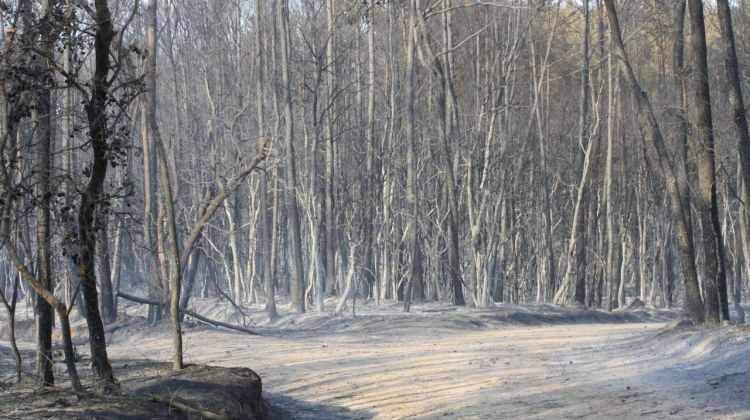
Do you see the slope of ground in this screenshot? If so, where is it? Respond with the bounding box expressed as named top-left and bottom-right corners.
top-left (3, 300), bottom-right (749, 418)
top-left (109, 302), bottom-right (750, 419)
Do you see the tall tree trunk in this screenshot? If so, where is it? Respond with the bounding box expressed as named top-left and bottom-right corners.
top-left (528, 12), bottom-right (559, 303)
top-left (144, 0), bottom-right (161, 322)
top-left (307, 62), bottom-right (326, 313)
top-left (574, 0), bottom-right (591, 306)
top-left (403, 0), bottom-right (422, 312)
top-left (413, 0), bottom-right (464, 306)
top-left (717, 0), bottom-right (750, 321)
top-left (363, 2), bottom-right (378, 304)
top-left (278, 0), bottom-right (305, 313)
top-left (604, 0), bottom-right (705, 323)
top-left (739, 177), bottom-right (750, 321)
top-left (604, 42), bottom-right (619, 311)
top-left (672, 0), bottom-right (693, 243)
top-left (554, 0), bottom-right (591, 305)
top-left (27, 0), bottom-right (54, 386)
top-left (150, 112), bottom-right (184, 370)
top-left (61, 0), bottom-right (76, 315)
top-left (687, 0), bottom-right (729, 323)
top-left (144, 0), bottom-right (183, 369)
top-left (324, 0), bottom-right (337, 298)
top-left (78, 0), bottom-right (118, 392)
top-left (256, 0), bottom-right (278, 320)
top-left (1, 92), bottom-right (23, 385)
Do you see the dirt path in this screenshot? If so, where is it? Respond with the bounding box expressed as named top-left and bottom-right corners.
top-left (105, 318), bottom-right (750, 419)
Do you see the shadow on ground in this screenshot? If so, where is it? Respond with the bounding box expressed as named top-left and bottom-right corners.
top-left (266, 392), bottom-right (372, 419)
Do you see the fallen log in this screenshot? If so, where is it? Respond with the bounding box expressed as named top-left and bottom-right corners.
top-left (116, 291), bottom-right (260, 336)
top-left (117, 291), bottom-right (165, 306)
top-left (182, 309), bottom-right (260, 336)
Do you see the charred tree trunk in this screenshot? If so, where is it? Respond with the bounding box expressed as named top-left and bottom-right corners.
top-left (604, 0), bottom-right (704, 323)
top-left (717, 0), bottom-right (750, 321)
top-left (671, 0), bottom-right (693, 243)
top-left (78, 0), bottom-right (118, 392)
top-left (687, 0), bottom-right (729, 323)
top-left (20, 0), bottom-right (55, 386)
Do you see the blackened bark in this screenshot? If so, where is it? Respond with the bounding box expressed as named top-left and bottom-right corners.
top-left (604, 0), bottom-right (705, 323)
top-left (32, 58), bottom-right (55, 388)
top-left (687, 0), bottom-right (729, 323)
top-left (717, 0), bottom-right (750, 321)
top-left (78, 0), bottom-right (117, 393)
top-left (24, 0), bottom-right (54, 387)
top-left (671, 0), bottom-right (693, 241)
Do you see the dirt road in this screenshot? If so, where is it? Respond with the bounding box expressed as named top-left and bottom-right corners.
top-left (105, 313), bottom-right (750, 419)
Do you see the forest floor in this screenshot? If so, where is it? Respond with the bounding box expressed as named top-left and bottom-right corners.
top-left (2, 298), bottom-right (750, 419)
